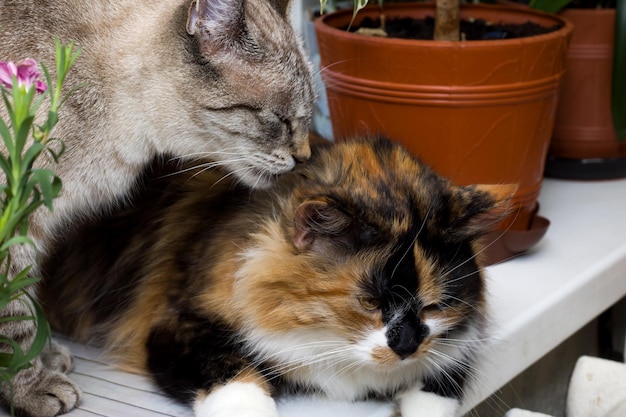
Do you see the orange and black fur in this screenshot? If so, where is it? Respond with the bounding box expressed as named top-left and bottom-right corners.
top-left (41, 138), bottom-right (514, 417)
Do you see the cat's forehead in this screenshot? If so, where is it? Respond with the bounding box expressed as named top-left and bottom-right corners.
top-left (306, 139), bottom-right (469, 266)
top-left (193, 0), bottom-right (315, 115)
top-left (312, 139), bottom-right (449, 226)
top-left (317, 139), bottom-right (433, 187)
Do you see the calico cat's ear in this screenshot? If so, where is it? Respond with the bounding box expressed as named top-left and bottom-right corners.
top-left (293, 199), bottom-right (353, 252)
top-left (452, 184), bottom-right (518, 239)
top-left (186, 0), bottom-right (247, 46)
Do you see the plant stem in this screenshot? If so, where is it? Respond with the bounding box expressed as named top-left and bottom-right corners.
top-left (435, 0), bottom-right (460, 41)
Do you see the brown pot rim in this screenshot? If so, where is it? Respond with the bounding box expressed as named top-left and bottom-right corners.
top-left (560, 7), bottom-right (616, 17)
top-left (315, 3), bottom-right (574, 49)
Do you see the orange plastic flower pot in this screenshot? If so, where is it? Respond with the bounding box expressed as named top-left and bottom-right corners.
top-left (546, 8), bottom-right (626, 178)
top-left (315, 3), bottom-right (573, 263)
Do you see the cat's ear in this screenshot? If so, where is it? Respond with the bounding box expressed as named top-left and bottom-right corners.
top-left (293, 199), bottom-right (353, 252)
top-left (452, 184), bottom-right (518, 239)
top-left (186, 0), bottom-right (247, 47)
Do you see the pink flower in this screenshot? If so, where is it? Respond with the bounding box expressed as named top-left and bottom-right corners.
top-left (0, 59), bottom-right (47, 93)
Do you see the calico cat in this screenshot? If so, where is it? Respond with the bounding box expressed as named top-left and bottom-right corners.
top-left (41, 137), bottom-right (515, 417)
top-left (0, 0), bottom-right (314, 415)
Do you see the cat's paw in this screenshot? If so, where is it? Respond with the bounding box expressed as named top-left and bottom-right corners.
top-left (396, 386), bottom-right (460, 417)
top-left (3, 367), bottom-right (81, 417)
top-left (194, 382), bottom-right (279, 417)
top-left (40, 341), bottom-right (75, 374)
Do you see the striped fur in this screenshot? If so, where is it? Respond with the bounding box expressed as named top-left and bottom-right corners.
top-left (41, 138), bottom-right (515, 417)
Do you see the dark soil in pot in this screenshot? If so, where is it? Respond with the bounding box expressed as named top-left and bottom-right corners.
top-left (502, 0), bottom-right (616, 7)
top-left (355, 15), bottom-right (562, 40)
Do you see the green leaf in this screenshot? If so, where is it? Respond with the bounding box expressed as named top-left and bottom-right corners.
top-left (0, 315), bottom-right (36, 325)
top-left (30, 169), bottom-right (62, 210)
top-left (3, 265), bottom-right (31, 287)
top-left (529, 0), bottom-right (572, 13)
top-left (0, 292), bottom-right (49, 378)
top-left (320, 0), bottom-right (328, 14)
top-left (0, 92), bottom-right (15, 155)
top-left (21, 292), bottom-right (51, 365)
top-left (0, 336), bottom-right (32, 376)
top-left (13, 114), bottom-right (35, 157)
top-left (51, 39), bottom-right (81, 110)
top-left (0, 292), bottom-right (10, 312)
top-left (2, 269), bottom-right (34, 298)
top-left (21, 141), bottom-right (45, 171)
top-left (613, 0), bottom-right (626, 141)
top-left (11, 82), bottom-right (35, 133)
top-left (44, 138), bottom-right (66, 163)
top-left (348, 0), bottom-right (369, 31)
top-left (7, 272), bottom-right (40, 296)
top-left (0, 152), bottom-right (11, 177)
top-left (0, 352), bottom-right (15, 369)
top-left (30, 90), bottom-right (47, 116)
top-left (45, 110), bottom-right (58, 133)
top-left (0, 236), bottom-right (34, 253)
top-left (41, 61), bottom-right (54, 106)
top-left (1, 88), bottom-right (15, 131)
top-left (8, 281), bottom-right (40, 297)
top-left (0, 117), bottom-right (12, 152)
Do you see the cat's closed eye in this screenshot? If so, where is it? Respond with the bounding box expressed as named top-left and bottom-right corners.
top-left (422, 303), bottom-right (443, 314)
top-left (422, 303), bottom-right (443, 313)
top-left (274, 113), bottom-right (293, 136)
top-left (420, 303), bottom-right (444, 319)
top-left (358, 295), bottom-right (381, 312)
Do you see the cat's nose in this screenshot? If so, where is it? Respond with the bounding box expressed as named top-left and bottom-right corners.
top-left (388, 321), bottom-right (425, 360)
top-left (292, 137), bottom-right (311, 163)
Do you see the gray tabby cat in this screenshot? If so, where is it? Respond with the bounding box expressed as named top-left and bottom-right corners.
top-left (0, 0), bottom-right (314, 415)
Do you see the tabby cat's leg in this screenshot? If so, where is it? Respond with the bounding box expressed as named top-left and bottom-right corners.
top-left (0, 297), bottom-right (81, 417)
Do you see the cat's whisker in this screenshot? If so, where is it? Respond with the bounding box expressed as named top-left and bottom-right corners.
top-left (240, 339), bottom-right (351, 368)
top-left (434, 336), bottom-right (494, 348)
top-left (168, 146), bottom-right (255, 161)
top-left (423, 356), bottom-right (465, 400)
top-left (439, 295), bottom-right (488, 319)
top-left (155, 158), bottom-right (250, 179)
top-left (389, 284), bottom-right (421, 316)
top-left (317, 358), bottom-right (369, 392)
top-left (446, 351), bottom-right (515, 417)
top-left (195, 165), bottom-right (243, 183)
top-left (209, 165), bottom-right (257, 187)
top-left (316, 60), bottom-right (353, 90)
top-left (429, 348), bottom-right (477, 375)
top-left (247, 342), bottom-right (351, 368)
top-left (253, 346), bottom-right (357, 383)
top-left (283, 346), bottom-right (370, 392)
top-left (250, 167), bottom-right (274, 190)
top-left (276, 347), bottom-right (356, 372)
top-left (317, 59), bottom-right (349, 78)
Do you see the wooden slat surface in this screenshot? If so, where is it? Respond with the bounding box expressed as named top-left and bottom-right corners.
top-left (0, 336), bottom-right (193, 417)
